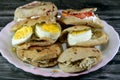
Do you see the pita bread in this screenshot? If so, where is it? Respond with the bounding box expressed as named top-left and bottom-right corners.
top-left (16, 43), bottom-right (62, 67)
top-left (59, 25), bottom-right (108, 46)
top-left (58, 47), bottom-right (102, 73)
top-left (14, 1), bottom-right (58, 21)
top-left (59, 8), bottom-right (103, 28)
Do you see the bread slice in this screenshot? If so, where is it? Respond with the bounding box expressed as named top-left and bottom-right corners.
top-left (16, 43), bottom-right (62, 67)
top-left (58, 47), bottom-right (102, 73)
top-left (14, 1), bottom-right (58, 21)
top-left (59, 8), bottom-right (103, 29)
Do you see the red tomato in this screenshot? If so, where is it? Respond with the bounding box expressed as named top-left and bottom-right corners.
top-left (62, 11), bottom-right (94, 19)
top-left (84, 12), bottom-right (93, 17)
top-left (74, 13), bottom-right (86, 19)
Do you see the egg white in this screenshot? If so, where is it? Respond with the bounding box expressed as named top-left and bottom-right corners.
top-left (35, 24), bottom-right (61, 40)
top-left (68, 29), bottom-right (92, 45)
top-left (12, 26), bottom-right (33, 46)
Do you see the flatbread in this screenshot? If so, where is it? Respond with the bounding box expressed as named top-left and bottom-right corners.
top-left (59, 8), bottom-right (103, 28)
top-left (59, 25), bottom-right (108, 46)
top-left (14, 1), bottom-right (58, 21)
top-left (16, 43), bottom-right (62, 67)
top-left (58, 47), bottom-right (102, 73)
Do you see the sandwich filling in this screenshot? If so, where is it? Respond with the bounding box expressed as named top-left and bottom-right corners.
top-left (12, 26), bottom-right (33, 46)
top-left (59, 57), bottom-right (96, 70)
top-left (68, 29), bottom-right (92, 45)
top-left (62, 11), bottom-right (98, 22)
top-left (35, 23), bottom-right (61, 40)
top-left (62, 11), bottom-right (93, 19)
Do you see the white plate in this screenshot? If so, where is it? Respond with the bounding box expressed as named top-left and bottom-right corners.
top-left (0, 20), bottom-right (120, 77)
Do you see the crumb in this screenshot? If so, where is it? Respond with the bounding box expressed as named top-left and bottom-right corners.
top-left (12, 47), bottom-right (16, 52)
top-left (52, 69), bottom-right (58, 73)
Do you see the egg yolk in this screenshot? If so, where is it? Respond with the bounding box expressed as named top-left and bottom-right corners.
top-left (71, 30), bottom-right (88, 35)
top-left (13, 26), bottom-right (33, 39)
top-left (42, 23), bottom-right (60, 33)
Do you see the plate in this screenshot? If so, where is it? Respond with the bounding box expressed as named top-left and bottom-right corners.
top-left (0, 20), bottom-right (120, 77)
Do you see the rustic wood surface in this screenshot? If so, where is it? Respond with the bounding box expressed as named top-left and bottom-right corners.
top-left (0, 0), bottom-right (120, 80)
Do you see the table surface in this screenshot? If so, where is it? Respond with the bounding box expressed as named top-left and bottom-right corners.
top-left (0, 0), bottom-right (120, 80)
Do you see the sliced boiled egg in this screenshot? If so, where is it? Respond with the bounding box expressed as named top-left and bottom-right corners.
top-left (12, 26), bottom-right (33, 46)
top-left (68, 29), bottom-right (92, 45)
top-left (35, 23), bottom-right (61, 41)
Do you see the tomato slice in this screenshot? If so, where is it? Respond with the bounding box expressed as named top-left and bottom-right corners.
top-left (62, 11), bottom-right (94, 19)
top-left (84, 12), bottom-right (93, 17)
top-left (74, 13), bottom-right (86, 19)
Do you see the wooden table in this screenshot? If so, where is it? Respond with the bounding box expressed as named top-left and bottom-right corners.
top-left (0, 0), bottom-right (120, 80)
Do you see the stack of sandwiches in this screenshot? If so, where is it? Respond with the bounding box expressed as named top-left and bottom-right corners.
top-left (11, 1), bottom-right (109, 73)
top-left (58, 8), bottom-right (108, 72)
top-left (11, 1), bottom-right (62, 67)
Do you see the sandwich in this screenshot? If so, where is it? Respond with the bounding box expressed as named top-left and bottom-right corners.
top-left (11, 1), bottom-right (61, 47)
top-left (11, 22), bottom-right (61, 46)
top-left (11, 1), bottom-right (62, 67)
top-left (58, 47), bottom-right (102, 73)
top-left (16, 43), bottom-right (62, 67)
top-left (59, 25), bottom-right (108, 47)
top-left (14, 1), bottom-right (58, 22)
top-left (59, 8), bottom-right (104, 29)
